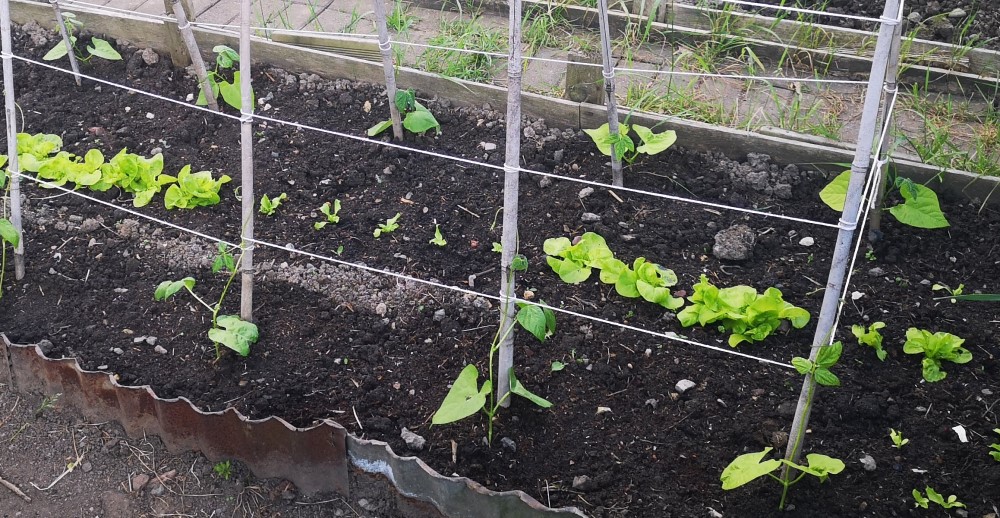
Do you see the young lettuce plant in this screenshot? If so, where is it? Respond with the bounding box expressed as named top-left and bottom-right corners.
top-left (164, 166), bottom-right (231, 209)
top-left (598, 257), bottom-right (684, 310)
top-left (429, 224), bottom-right (447, 246)
top-left (584, 122), bottom-right (677, 165)
top-left (432, 316), bottom-right (552, 444)
top-left (98, 150), bottom-right (175, 207)
top-left (314, 200), bottom-right (341, 230)
top-left (368, 89), bottom-right (440, 137)
top-left (196, 45), bottom-right (254, 111)
top-left (373, 212), bottom-right (401, 238)
top-left (821, 172), bottom-right (948, 229)
top-left (889, 428), bottom-right (909, 448)
top-left (678, 274), bottom-right (810, 347)
top-left (912, 487), bottom-right (965, 509)
top-left (852, 321), bottom-right (887, 361)
top-left (902, 328), bottom-right (971, 382)
top-left (259, 193), bottom-right (287, 216)
top-left (43, 13), bottom-right (122, 63)
top-left (154, 243), bottom-right (257, 359)
top-left (542, 232), bottom-right (614, 284)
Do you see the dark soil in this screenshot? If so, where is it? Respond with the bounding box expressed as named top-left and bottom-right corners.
top-left (735, 0), bottom-right (1000, 51)
top-left (1, 27), bottom-right (999, 518)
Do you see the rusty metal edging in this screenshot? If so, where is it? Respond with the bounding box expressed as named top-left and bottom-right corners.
top-left (0, 335), bottom-right (587, 516)
top-left (1, 334), bottom-right (348, 495)
top-left (348, 436), bottom-right (588, 518)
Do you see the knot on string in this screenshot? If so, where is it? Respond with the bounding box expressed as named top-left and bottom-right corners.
top-left (882, 82), bottom-right (898, 94)
top-left (0, 51), bottom-right (13, 60)
top-left (838, 217), bottom-right (858, 232)
top-left (502, 164), bottom-right (518, 175)
top-left (378, 40), bottom-right (392, 52)
top-left (601, 70), bottom-right (615, 80)
top-left (177, 18), bottom-right (191, 29)
top-left (878, 14), bottom-right (900, 26)
top-left (239, 112), bottom-right (253, 123)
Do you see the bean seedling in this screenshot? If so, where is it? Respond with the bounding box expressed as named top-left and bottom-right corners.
top-left (821, 173), bottom-right (948, 229)
top-left (912, 486), bottom-right (965, 509)
top-left (902, 327), bottom-right (971, 382)
top-left (43, 13), bottom-right (122, 63)
top-left (195, 45), bottom-right (254, 111)
top-left (373, 212), bottom-right (401, 238)
top-left (852, 321), bottom-right (886, 361)
top-left (889, 428), bottom-right (909, 448)
top-left (791, 341), bottom-right (842, 387)
top-left (931, 282), bottom-right (964, 303)
top-left (515, 301), bottom-right (555, 342)
top-left (432, 315), bottom-right (551, 444)
top-left (314, 200), bottom-right (341, 230)
top-left (368, 89), bottom-right (440, 137)
top-left (154, 243), bottom-right (258, 359)
top-left (720, 447), bottom-right (844, 510)
top-left (429, 224), bottom-right (447, 246)
top-left (584, 122), bottom-right (677, 165)
top-left (259, 193), bottom-right (287, 215)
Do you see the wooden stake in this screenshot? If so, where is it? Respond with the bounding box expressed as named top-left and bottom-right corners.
top-left (497, 0), bottom-right (524, 409)
top-left (49, 0), bottom-right (81, 86)
top-left (372, 0), bottom-right (403, 140)
top-left (1, 0), bottom-right (25, 280)
top-left (172, 0), bottom-right (219, 112)
top-left (596, 0), bottom-right (623, 187)
top-left (238, 0), bottom-right (254, 322)
top-left (867, 21), bottom-right (903, 242)
top-left (161, 0), bottom-right (193, 67)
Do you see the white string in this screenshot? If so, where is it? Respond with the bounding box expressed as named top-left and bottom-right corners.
top-left (14, 51), bottom-right (842, 229)
top-left (10, 55), bottom-right (243, 123)
top-left (252, 112), bottom-right (842, 228)
top-left (189, 22), bottom-right (380, 39)
top-left (10, 171), bottom-right (793, 369)
top-left (58, 0), bottom-right (175, 22)
top-left (715, 0), bottom-right (889, 25)
top-left (387, 39), bottom-right (869, 85)
top-left (828, 85), bottom-right (900, 342)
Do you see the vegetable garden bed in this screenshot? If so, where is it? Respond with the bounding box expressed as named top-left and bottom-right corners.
top-left (0, 23), bottom-right (998, 518)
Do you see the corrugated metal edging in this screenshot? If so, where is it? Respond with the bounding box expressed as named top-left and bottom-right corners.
top-left (1, 334), bottom-right (349, 495)
top-left (0, 335), bottom-right (588, 517)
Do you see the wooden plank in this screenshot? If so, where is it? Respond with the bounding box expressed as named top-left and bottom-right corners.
top-left (162, 0), bottom-right (192, 67)
top-left (564, 52), bottom-right (603, 104)
top-left (269, 33), bottom-right (381, 62)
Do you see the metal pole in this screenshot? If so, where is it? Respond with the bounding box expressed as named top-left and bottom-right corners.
top-left (1, 0), bottom-right (24, 279)
top-left (496, 0), bottom-right (523, 409)
top-left (596, 0), bottom-right (623, 187)
top-left (49, 0), bottom-right (81, 86)
top-left (238, 0), bottom-right (254, 321)
top-left (867, 20), bottom-right (903, 242)
top-left (173, 0), bottom-right (219, 112)
top-left (372, 0), bottom-right (403, 140)
top-left (783, 0), bottom-right (901, 469)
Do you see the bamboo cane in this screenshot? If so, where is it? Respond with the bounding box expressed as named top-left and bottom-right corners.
top-left (173, 0), bottom-right (219, 112)
top-left (238, 0), bottom-right (254, 321)
top-left (1, 0), bottom-right (24, 280)
top-left (49, 0), bottom-right (81, 86)
top-left (496, 0), bottom-right (524, 408)
top-left (372, 0), bottom-right (403, 140)
top-left (596, 0), bottom-right (623, 187)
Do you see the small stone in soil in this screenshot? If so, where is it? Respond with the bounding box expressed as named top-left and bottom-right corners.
top-left (578, 187), bottom-right (594, 199)
top-left (146, 336), bottom-right (157, 346)
top-left (713, 224), bottom-right (755, 261)
top-left (581, 212), bottom-right (601, 223)
top-left (675, 379), bottom-right (696, 394)
top-left (131, 473), bottom-right (150, 491)
top-left (479, 142), bottom-right (497, 151)
top-left (868, 267), bottom-right (885, 277)
top-left (112, 348), bottom-right (124, 355)
top-left (539, 176), bottom-right (552, 188)
top-left (375, 302), bottom-right (388, 317)
top-left (500, 437), bottom-right (516, 452)
top-left (799, 236), bottom-right (815, 246)
top-left (645, 399), bottom-right (658, 409)
top-left (572, 475), bottom-right (591, 490)
top-left (81, 461), bottom-right (93, 473)
top-left (400, 427), bottom-right (426, 451)
top-left (596, 406), bottom-right (612, 414)
top-left (154, 345), bottom-right (167, 354)
top-left (859, 454), bottom-right (877, 471)
top-left (433, 309), bottom-right (446, 322)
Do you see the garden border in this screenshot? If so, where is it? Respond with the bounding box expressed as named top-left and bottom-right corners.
top-left (0, 334), bottom-right (587, 517)
top-left (8, 0), bottom-right (1000, 206)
